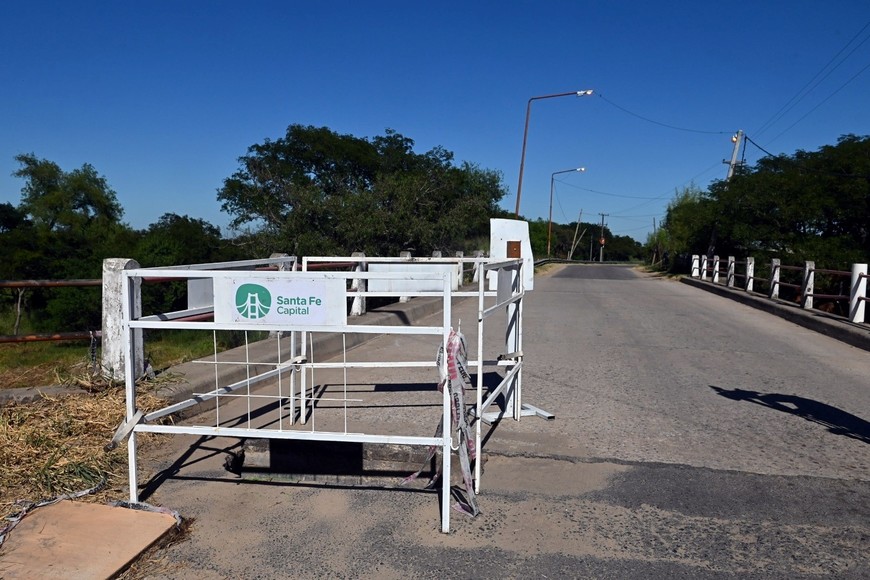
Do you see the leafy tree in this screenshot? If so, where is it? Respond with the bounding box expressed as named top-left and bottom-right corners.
top-left (218, 125), bottom-right (506, 257)
top-left (136, 213), bottom-right (228, 267)
top-left (14, 154), bottom-right (122, 234)
top-left (0, 203), bottom-right (39, 334)
top-left (10, 154), bottom-right (131, 332)
top-left (135, 213), bottom-right (242, 314)
top-left (604, 234), bottom-right (643, 262)
top-left (655, 135), bottom-right (870, 271)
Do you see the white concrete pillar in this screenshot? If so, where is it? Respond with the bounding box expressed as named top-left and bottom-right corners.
top-left (801, 261), bottom-right (815, 310)
top-left (746, 257), bottom-right (755, 292)
top-left (102, 258), bottom-right (143, 382)
top-left (350, 252), bottom-right (366, 316)
top-left (727, 256), bottom-right (735, 288)
top-left (472, 250), bottom-right (485, 283)
top-left (399, 251), bottom-right (412, 303)
top-left (712, 256), bottom-right (720, 284)
top-left (454, 251), bottom-right (464, 289)
top-left (769, 259), bottom-right (780, 299)
top-left (850, 263), bottom-right (867, 323)
top-left (691, 255), bottom-right (700, 278)
top-left (700, 255), bottom-right (708, 281)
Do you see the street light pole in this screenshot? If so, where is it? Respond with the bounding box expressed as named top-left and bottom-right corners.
top-left (547, 167), bottom-right (585, 257)
top-left (514, 89), bottom-right (594, 217)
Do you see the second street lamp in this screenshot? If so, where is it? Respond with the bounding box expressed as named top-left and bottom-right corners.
top-left (548, 167), bottom-right (586, 257)
top-left (514, 88), bottom-right (594, 217)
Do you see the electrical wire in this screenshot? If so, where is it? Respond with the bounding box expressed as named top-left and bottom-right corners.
top-left (596, 93), bottom-right (732, 135)
top-left (754, 21), bottom-right (870, 138)
top-left (744, 133), bottom-right (870, 178)
top-left (767, 60), bottom-right (870, 144)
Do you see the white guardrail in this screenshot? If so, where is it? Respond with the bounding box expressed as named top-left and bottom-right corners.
top-left (691, 254), bottom-right (868, 324)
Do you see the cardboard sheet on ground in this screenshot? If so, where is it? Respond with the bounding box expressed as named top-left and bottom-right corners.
top-left (0, 500), bottom-right (176, 580)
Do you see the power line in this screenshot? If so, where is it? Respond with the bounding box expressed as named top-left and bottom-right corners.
top-left (559, 182), bottom-right (669, 200)
top-left (743, 134), bottom-right (778, 158)
top-left (766, 59), bottom-right (870, 144)
top-left (742, 133), bottom-right (870, 178)
top-left (597, 93), bottom-right (732, 135)
top-left (754, 20), bottom-right (870, 138)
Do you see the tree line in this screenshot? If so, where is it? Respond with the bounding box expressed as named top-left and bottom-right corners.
top-left (1, 126), bottom-right (515, 333)
top-left (2, 124), bottom-right (655, 334)
top-left (650, 134), bottom-right (870, 273)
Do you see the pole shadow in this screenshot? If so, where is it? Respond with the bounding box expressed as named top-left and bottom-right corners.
top-left (710, 385), bottom-right (870, 444)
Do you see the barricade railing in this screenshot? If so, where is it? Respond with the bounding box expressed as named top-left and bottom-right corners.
top-left (100, 255), bottom-right (299, 381)
top-left (112, 255), bottom-right (532, 533)
top-left (690, 255), bottom-right (868, 324)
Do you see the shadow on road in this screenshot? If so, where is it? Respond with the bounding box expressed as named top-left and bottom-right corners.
top-left (710, 385), bottom-right (870, 444)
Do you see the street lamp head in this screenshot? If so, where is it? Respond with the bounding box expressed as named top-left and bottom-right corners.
top-left (577, 167), bottom-right (586, 172)
top-left (576, 89), bottom-right (594, 97)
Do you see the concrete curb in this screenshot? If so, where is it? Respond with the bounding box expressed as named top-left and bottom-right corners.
top-left (680, 277), bottom-right (870, 352)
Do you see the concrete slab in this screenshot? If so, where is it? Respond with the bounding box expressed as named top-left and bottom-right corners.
top-left (0, 500), bottom-right (177, 580)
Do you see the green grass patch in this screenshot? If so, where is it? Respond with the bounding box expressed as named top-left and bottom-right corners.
top-left (0, 328), bottom-right (269, 391)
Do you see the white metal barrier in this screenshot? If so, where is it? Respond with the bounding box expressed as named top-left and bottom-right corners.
top-left (116, 255), bottom-right (535, 533)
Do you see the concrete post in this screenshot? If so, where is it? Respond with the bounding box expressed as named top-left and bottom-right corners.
top-left (801, 261), bottom-right (815, 310)
top-left (472, 250), bottom-right (484, 283)
top-left (454, 251), bottom-right (464, 289)
top-left (700, 255), bottom-right (708, 281)
top-left (850, 263), bottom-right (867, 323)
top-left (691, 255), bottom-right (700, 278)
top-left (746, 257), bottom-right (755, 293)
top-left (350, 252), bottom-right (366, 316)
top-left (712, 256), bottom-right (720, 284)
top-left (271, 252), bottom-right (291, 270)
top-left (727, 256), bottom-right (735, 288)
top-left (102, 258), bottom-right (143, 382)
top-left (769, 259), bottom-right (780, 299)
top-left (399, 251), bottom-right (412, 303)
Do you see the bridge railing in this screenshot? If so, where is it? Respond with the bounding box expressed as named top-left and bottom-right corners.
top-left (691, 255), bottom-right (868, 324)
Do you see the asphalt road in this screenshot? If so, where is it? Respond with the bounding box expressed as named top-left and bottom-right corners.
top-left (129, 265), bottom-right (870, 579)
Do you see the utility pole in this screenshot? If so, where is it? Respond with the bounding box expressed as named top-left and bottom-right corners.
top-left (598, 213), bottom-right (608, 262)
top-left (726, 129), bottom-right (744, 179)
top-left (708, 130), bottom-right (744, 257)
top-left (568, 209), bottom-right (583, 260)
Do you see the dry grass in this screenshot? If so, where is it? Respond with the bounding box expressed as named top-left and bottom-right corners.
top-left (0, 380), bottom-right (169, 522)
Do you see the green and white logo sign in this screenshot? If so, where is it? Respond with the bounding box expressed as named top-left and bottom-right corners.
top-left (215, 276), bottom-right (346, 326)
top-left (235, 283), bottom-right (272, 319)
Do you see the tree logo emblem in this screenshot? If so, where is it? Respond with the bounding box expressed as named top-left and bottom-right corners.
top-left (235, 283), bottom-right (271, 319)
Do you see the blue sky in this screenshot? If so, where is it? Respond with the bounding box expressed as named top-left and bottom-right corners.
top-left (2, 1), bottom-right (869, 246)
